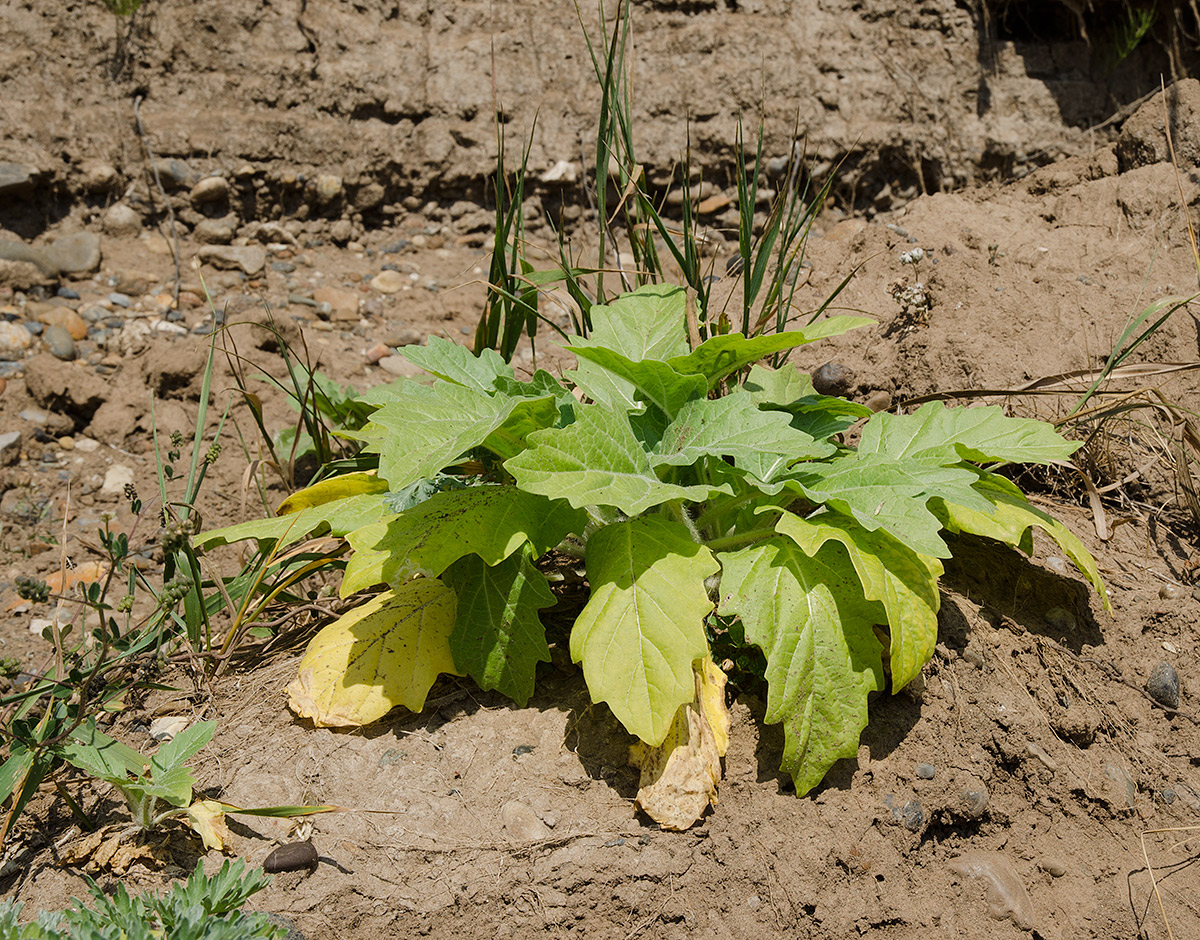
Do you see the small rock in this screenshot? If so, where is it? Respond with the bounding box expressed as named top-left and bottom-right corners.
top-left (960, 786), bottom-right (989, 818)
top-left (100, 465), bottom-right (135, 498)
top-left (80, 161), bottom-right (119, 194)
top-left (42, 324), bottom-right (76, 361)
top-left (108, 292), bottom-right (132, 308)
top-left (901, 799), bottom-right (924, 832)
top-left (153, 158), bottom-right (193, 190)
top-left (312, 174), bottom-right (344, 205)
top-left (36, 307), bottom-right (88, 341)
top-left (812, 361), bottom-right (856, 397)
top-left (312, 287), bottom-right (359, 319)
top-left (198, 245), bottom-right (266, 277)
top-left (43, 233), bottom-right (102, 274)
top-left (103, 204), bottom-right (143, 237)
top-left (0, 321), bottom-right (34, 360)
top-left (56, 287), bottom-right (80, 300)
top-left (189, 176), bottom-right (230, 206)
top-left (370, 269), bottom-right (406, 294)
top-left (263, 841), bottom-right (318, 873)
top-left (864, 389), bottom-right (892, 413)
top-left (501, 801), bottom-right (551, 842)
top-left (914, 763), bottom-right (936, 780)
top-left (75, 437), bottom-right (100, 453)
top-left (193, 218), bottom-right (237, 245)
top-left (1039, 858), bottom-right (1068, 877)
top-left (1024, 740), bottom-right (1057, 772)
top-left (1146, 661), bottom-right (1181, 709)
top-left (364, 343), bottom-right (392, 364)
top-left (0, 163), bottom-right (36, 197)
top-left (378, 355), bottom-right (423, 378)
top-left (0, 430), bottom-right (21, 466)
top-left (329, 219), bottom-right (354, 245)
top-left (1158, 583), bottom-right (1182, 600)
top-left (57, 436), bottom-right (75, 451)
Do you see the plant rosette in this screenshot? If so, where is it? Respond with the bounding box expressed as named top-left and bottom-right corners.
top-left (199, 283), bottom-right (1107, 825)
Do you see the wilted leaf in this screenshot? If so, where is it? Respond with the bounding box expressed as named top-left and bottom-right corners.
top-left (629, 659), bottom-right (730, 830)
top-left (275, 472), bottom-right (388, 516)
top-left (186, 800), bottom-right (232, 852)
top-left (287, 580), bottom-right (460, 727)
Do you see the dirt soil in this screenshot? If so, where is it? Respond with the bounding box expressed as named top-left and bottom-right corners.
top-left (2, 2), bottom-right (1200, 939)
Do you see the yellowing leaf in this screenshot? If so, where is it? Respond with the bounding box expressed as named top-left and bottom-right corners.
top-left (287, 580), bottom-right (460, 727)
top-left (276, 471), bottom-right (388, 516)
top-left (186, 800), bottom-right (232, 852)
top-left (629, 659), bottom-right (730, 830)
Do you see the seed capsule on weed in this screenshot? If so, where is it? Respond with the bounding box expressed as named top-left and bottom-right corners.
top-left (264, 840), bottom-right (318, 873)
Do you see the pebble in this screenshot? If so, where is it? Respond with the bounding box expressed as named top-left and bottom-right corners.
top-left (370, 269), bottom-right (406, 294)
top-left (0, 431), bottom-right (21, 466)
top-left (364, 343), bottom-right (392, 364)
top-left (1158, 583), bottom-right (1182, 600)
top-left (102, 204), bottom-right (142, 237)
top-left (263, 841), bottom-right (318, 873)
top-left (100, 465), bottom-right (135, 498)
top-left (56, 287), bottom-right (80, 300)
top-left (901, 799), bottom-right (923, 831)
top-left (37, 307), bottom-right (88, 340)
top-left (378, 355), bottom-right (423, 378)
top-left (189, 176), bottom-right (230, 206)
top-left (42, 324), bottom-right (76, 361)
top-left (914, 763), bottom-right (936, 780)
top-left (108, 292), bottom-right (132, 308)
top-left (1038, 858), bottom-right (1068, 877)
top-left (57, 436), bottom-right (75, 451)
top-left (501, 800), bottom-right (551, 842)
top-left (812, 361), bottom-right (856, 397)
top-left (42, 232), bottom-right (101, 274)
top-left (1145, 661), bottom-right (1181, 709)
top-left (198, 245), bottom-right (266, 277)
top-left (864, 389), bottom-right (892, 413)
top-left (193, 218), bottom-right (236, 245)
top-left (0, 322), bottom-right (35, 360)
top-left (960, 786), bottom-right (989, 818)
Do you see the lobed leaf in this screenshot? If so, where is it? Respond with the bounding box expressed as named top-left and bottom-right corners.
top-left (858, 401), bottom-right (1080, 465)
top-left (773, 510), bottom-right (942, 689)
top-left (343, 381), bottom-right (558, 489)
top-left (571, 516), bottom-right (719, 746)
top-left (340, 486), bottom-right (585, 596)
top-left (717, 537), bottom-right (885, 795)
top-left (567, 343), bottom-right (707, 419)
top-left (787, 453), bottom-right (995, 558)
top-left (398, 335), bottom-right (514, 393)
top-left (668, 318), bottom-right (873, 389)
top-left (650, 389), bottom-right (833, 481)
top-left (564, 284), bottom-right (690, 409)
top-left (443, 549), bottom-right (556, 707)
top-left (287, 580), bottom-right (461, 727)
top-left (506, 404), bottom-right (729, 516)
top-left (933, 470), bottom-right (1109, 609)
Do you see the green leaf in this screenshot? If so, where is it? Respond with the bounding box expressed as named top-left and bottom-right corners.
top-left (773, 510), bottom-right (942, 689)
top-left (571, 516), bottom-right (719, 746)
top-left (669, 318), bottom-right (873, 388)
top-left (933, 470), bottom-right (1110, 609)
top-left (60, 720), bottom-right (148, 780)
top-left (398, 336), bottom-right (514, 393)
top-left (650, 389), bottom-right (833, 481)
top-left (151, 720), bottom-right (215, 777)
top-left (567, 344), bottom-right (708, 418)
top-left (137, 765), bottom-right (196, 808)
top-left (741, 363), bottom-right (870, 440)
top-left (443, 549), bottom-right (556, 706)
top-left (564, 284), bottom-right (690, 410)
top-left (196, 493), bottom-right (390, 551)
top-left (717, 537), bottom-right (885, 795)
top-left (287, 580), bottom-right (461, 727)
top-left (858, 401), bottom-right (1080, 465)
top-left (788, 453), bottom-right (994, 558)
top-left (343, 382), bottom-right (558, 489)
top-left (341, 486), bottom-right (585, 596)
top-left (506, 404), bottom-right (729, 516)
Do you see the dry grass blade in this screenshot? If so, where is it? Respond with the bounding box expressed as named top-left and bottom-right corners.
top-left (1139, 825), bottom-right (1200, 940)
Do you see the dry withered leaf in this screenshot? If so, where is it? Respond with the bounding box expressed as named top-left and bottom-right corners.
top-left (59, 824), bottom-right (165, 874)
top-left (628, 659), bottom-right (730, 830)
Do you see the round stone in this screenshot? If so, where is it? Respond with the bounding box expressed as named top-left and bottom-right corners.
top-left (370, 269), bottom-right (406, 294)
top-left (1146, 662), bottom-right (1181, 710)
top-left (42, 323), bottom-right (77, 361)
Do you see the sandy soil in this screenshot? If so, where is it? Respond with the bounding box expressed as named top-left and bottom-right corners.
top-left (1, 3), bottom-right (1199, 939)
